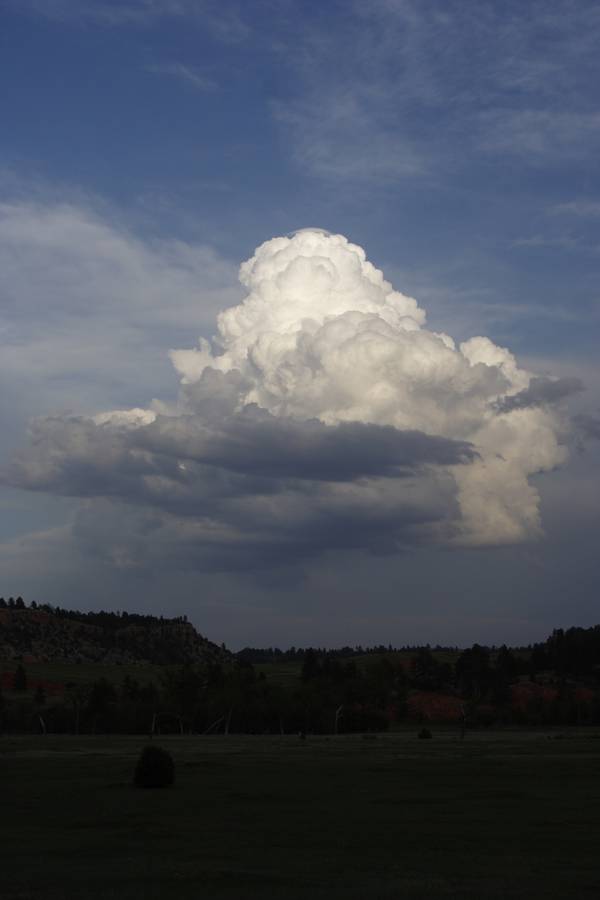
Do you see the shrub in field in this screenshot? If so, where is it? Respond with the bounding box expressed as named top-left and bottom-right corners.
top-left (133, 745), bottom-right (175, 788)
top-left (418, 727), bottom-right (432, 739)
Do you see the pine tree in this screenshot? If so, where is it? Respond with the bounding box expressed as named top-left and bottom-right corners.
top-left (34, 684), bottom-right (46, 706)
top-left (13, 664), bottom-right (27, 692)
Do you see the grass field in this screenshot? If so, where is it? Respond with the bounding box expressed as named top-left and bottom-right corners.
top-left (254, 647), bottom-right (516, 685)
top-left (3, 730), bottom-right (600, 899)
top-left (3, 660), bottom-right (162, 689)
top-left (2, 645), bottom-right (524, 693)
top-left (252, 650), bottom-right (452, 685)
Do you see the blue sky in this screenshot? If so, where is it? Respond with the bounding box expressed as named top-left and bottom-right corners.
top-left (1, 0), bottom-right (599, 648)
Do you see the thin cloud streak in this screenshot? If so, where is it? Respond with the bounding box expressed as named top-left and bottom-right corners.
top-left (147, 62), bottom-right (218, 92)
top-left (550, 201), bottom-right (600, 218)
top-left (9, 0), bottom-right (250, 40)
top-left (0, 198), bottom-right (240, 411)
top-left (273, 0), bottom-right (600, 182)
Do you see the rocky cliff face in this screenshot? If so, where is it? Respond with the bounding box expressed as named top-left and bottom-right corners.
top-left (0, 608), bottom-right (229, 666)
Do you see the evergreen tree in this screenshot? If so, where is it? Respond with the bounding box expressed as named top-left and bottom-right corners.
top-left (301, 649), bottom-right (320, 681)
top-left (495, 645), bottom-right (518, 682)
top-left (87, 678), bottom-right (117, 717)
top-left (34, 684), bottom-right (46, 706)
top-left (455, 645), bottom-right (492, 700)
top-left (13, 664), bottom-right (27, 692)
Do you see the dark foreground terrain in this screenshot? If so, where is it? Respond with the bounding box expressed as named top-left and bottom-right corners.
top-left (3, 730), bottom-right (600, 899)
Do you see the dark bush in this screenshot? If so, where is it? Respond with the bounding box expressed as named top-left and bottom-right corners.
top-left (418, 727), bottom-right (433, 739)
top-left (133, 745), bottom-right (175, 788)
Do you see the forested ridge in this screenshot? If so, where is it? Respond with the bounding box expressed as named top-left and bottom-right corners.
top-left (0, 598), bottom-right (228, 666)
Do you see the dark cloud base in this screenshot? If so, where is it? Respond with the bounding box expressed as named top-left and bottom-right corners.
top-left (2, 393), bottom-right (474, 573)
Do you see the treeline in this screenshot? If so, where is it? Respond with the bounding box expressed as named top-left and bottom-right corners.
top-left (531, 626), bottom-right (600, 678)
top-left (236, 643), bottom-right (459, 664)
top-left (3, 626), bottom-right (600, 735)
top-left (0, 597), bottom-right (190, 628)
top-left (239, 626), bottom-right (600, 679)
top-left (0, 597), bottom-right (27, 610)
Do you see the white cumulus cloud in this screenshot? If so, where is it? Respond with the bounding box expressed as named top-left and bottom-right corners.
top-left (170, 229), bottom-right (568, 545)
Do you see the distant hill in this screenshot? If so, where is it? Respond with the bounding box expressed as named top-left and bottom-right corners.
top-left (0, 606), bottom-right (230, 667)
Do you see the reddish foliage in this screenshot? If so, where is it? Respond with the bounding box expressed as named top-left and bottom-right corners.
top-left (35, 679), bottom-right (66, 697)
top-left (0, 609), bottom-right (50, 624)
top-left (407, 691), bottom-right (463, 722)
top-left (574, 686), bottom-right (595, 705)
top-left (1, 670), bottom-right (65, 696)
top-left (510, 682), bottom-right (558, 711)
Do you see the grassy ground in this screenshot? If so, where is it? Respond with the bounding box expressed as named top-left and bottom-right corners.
top-left (2, 660), bottom-right (162, 689)
top-left (3, 730), bottom-right (600, 899)
top-left (2, 646), bottom-right (510, 691)
top-left (253, 651), bottom-right (421, 684)
top-left (254, 649), bottom-right (466, 685)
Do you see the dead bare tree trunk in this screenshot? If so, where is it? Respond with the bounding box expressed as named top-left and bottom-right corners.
top-left (334, 705), bottom-right (343, 735)
top-left (203, 715), bottom-right (224, 735)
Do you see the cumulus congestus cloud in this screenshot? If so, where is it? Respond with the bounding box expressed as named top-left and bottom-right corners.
top-left (4, 229), bottom-right (572, 571)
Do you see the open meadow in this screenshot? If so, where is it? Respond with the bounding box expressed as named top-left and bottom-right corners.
top-left (3, 729), bottom-right (600, 899)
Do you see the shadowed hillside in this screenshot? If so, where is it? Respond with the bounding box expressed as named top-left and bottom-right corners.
top-left (0, 603), bottom-right (229, 666)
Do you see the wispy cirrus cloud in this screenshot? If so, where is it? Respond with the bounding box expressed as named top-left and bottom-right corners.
top-left (550, 201), bottom-right (600, 218)
top-left (0, 196), bottom-right (239, 414)
top-left (147, 62), bottom-right (218, 92)
top-left (477, 109), bottom-right (600, 160)
top-left (272, 0), bottom-right (600, 183)
top-left (11, 0), bottom-right (600, 184)
top-left (273, 95), bottom-right (424, 183)
top-left (510, 233), bottom-right (582, 252)
top-left (9, 0), bottom-right (249, 41)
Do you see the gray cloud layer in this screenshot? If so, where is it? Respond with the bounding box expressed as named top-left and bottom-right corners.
top-left (2, 385), bottom-right (474, 572)
top-left (5, 407), bottom-right (474, 494)
top-left (494, 376), bottom-right (584, 413)
top-left (574, 412), bottom-right (600, 442)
